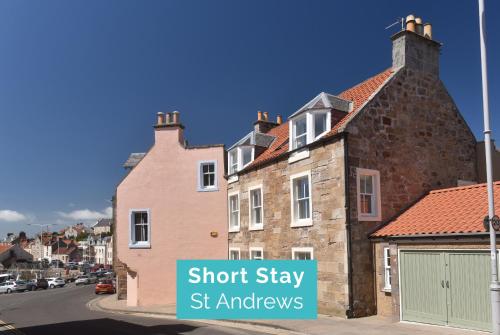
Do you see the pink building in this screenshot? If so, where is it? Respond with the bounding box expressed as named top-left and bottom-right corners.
top-left (115, 111), bottom-right (227, 307)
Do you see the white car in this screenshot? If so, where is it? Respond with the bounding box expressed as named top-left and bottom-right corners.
top-left (47, 277), bottom-right (65, 288)
top-left (0, 281), bottom-right (16, 294)
top-left (75, 276), bottom-right (90, 285)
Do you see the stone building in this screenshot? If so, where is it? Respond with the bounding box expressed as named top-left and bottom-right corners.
top-left (227, 16), bottom-right (477, 317)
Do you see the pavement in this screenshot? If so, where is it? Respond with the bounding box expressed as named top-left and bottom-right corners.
top-left (0, 283), bottom-right (269, 335)
top-left (93, 294), bottom-right (487, 335)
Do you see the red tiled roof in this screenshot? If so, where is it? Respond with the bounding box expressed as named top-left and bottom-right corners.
top-left (246, 68), bottom-right (395, 170)
top-left (372, 182), bottom-right (500, 237)
top-left (54, 247), bottom-right (76, 255)
top-left (0, 244), bottom-right (13, 254)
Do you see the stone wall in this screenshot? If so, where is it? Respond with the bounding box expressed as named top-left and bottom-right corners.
top-left (228, 139), bottom-right (349, 316)
top-left (346, 67), bottom-right (478, 317)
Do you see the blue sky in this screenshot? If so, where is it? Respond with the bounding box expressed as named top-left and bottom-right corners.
top-left (0, 0), bottom-right (499, 237)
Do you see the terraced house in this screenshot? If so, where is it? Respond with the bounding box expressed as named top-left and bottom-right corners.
top-left (226, 16), bottom-right (478, 317)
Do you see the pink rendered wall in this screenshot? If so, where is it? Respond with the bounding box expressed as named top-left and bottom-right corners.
top-left (116, 126), bottom-right (228, 306)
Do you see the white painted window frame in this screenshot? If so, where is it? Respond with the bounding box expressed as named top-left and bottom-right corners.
top-left (229, 247), bottom-right (241, 260)
top-left (228, 191), bottom-right (240, 232)
top-left (289, 109), bottom-right (331, 151)
top-left (249, 246), bottom-right (264, 260)
top-left (383, 247), bottom-right (391, 291)
top-left (290, 170), bottom-right (313, 227)
top-left (356, 168), bottom-right (382, 221)
top-left (197, 160), bottom-right (218, 192)
top-left (292, 247), bottom-right (314, 260)
top-left (248, 184), bottom-right (264, 231)
top-left (228, 147), bottom-right (255, 175)
top-left (129, 208), bottom-right (151, 249)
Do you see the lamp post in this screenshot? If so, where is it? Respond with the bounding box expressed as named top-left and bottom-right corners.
top-left (477, 0), bottom-right (500, 333)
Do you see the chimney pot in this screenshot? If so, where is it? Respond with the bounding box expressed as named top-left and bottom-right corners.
top-left (263, 112), bottom-right (269, 121)
top-left (415, 17), bottom-right (424, 35)
top-left (276, 115), bottom-right (283, 125)
top-left (172, 111), bottom-right (180, 124)
top-left (157, 112), bottom-right (165, 125)
top-left (165, 112), bottom-right (172, 124)
top-left (257, 111), bottom-right (263, 121)
top-left (423, 23), bottom-right (432, 39)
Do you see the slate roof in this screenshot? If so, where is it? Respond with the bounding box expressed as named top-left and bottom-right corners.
top-left (94, 219), bottom-right (112, 228)
top-left (372, 182), bottom-right (500, 238)
top-left (123, 153), bottom-right (146, 168)
top-left (244, 68), bottom-right (395, 170)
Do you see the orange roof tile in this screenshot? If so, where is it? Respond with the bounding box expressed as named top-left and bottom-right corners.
top-left (0, 244), bottom-right (13, 254)
top-left (245, 68), bottom-right (395, 170)
top-left (372, 182), bottom-right (500, 237)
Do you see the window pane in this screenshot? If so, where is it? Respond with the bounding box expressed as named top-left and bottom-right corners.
top-left (295, 251), bottom-right (312, 260)
top-left (314, 113), bottom-right (327, 137)
top-left (203, 174), bottom-right (210, 186)
top-left (209, 174), bottom-right (215, 186)
top-left (242, 147), bottom-right (252, 166)
top-left (253, 207), bottom-right (262, 224)
top-left (364, 175), bottom-right (373, 193)
top-left (230, 251), bottom-right (239, 260)
top-left (295, 117), bottom-right (307, 136)
top-left (360, 194), bottom-right (372, 214)
top-left (298, 199), bottom-right (310, 219)
top-left (229, 151), bottom-right (238, 173)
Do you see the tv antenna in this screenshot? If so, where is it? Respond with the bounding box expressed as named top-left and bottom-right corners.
top-left (385, 17), bottom-right (404, 31)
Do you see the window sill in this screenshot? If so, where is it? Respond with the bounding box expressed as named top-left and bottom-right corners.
top-left (129, 243), bottom-right (151, 249)
top-left (228, 227), bottom-right (240, 233)
top-left (382, 287), bottom-right (392, 293)
top-left (290, 219), bottom-right (313, 228)
top-left (288, 148), bottom-right (310, 164)
top-left (358, 214), bottom-right (381, 222)
top-left (197, 187), bottom-right (219, 192)
top-left (249, 225), bottom-right (264, 231)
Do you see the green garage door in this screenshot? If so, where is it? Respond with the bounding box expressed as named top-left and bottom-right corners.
top-left (400, 250), bottom-right (491, 331)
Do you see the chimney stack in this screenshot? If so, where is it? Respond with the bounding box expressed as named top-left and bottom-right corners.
top-left (254, 111), bottom-right (279, 134)
top-left (392, 14), bottom-right (441, 76)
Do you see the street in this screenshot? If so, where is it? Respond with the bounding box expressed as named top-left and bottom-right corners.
top-left (0, 284), bottom-right (267, 335)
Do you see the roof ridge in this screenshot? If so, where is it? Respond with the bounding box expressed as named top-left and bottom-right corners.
top-left (429, 182), bottom-right (500, 194)
top-left (338, 67), bottom-right (394, 96)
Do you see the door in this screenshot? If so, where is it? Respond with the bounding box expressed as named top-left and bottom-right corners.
top-left (400, 250), bottom-right (491, 331)
top-left (400, 251), bottom-right (448, 325)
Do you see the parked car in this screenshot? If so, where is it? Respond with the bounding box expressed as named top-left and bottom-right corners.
top-left (95, 279), bottom-right (115, 294)
top-left (47, 277), bottom-right (65, 288)
top-left (88, 273), bottom-right (98, 284)
top-left (50, 260), bottom-right (64, 268)
top-left (0, 281), bottom-right (16, 294)
top-left (30, 278), bottom-right (48, 290)
top-left (75, 275), bottom-right (90, 285)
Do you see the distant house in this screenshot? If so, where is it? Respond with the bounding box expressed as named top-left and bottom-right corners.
top-left (94, 236), bottom-right (112, 266)
top-left (371, 182), bottom-right (500, 332)
top-left (0, 243), bottom-right (33, 268)
top-left (51, 246), bottom-right (80, 264)
top-left (93, 219), bottom-right (112, 235)
top-left (63, 223), bottom-right (90, 238)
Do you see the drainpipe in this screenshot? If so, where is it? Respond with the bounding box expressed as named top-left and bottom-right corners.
top-left (343, 132), bottom-right (355, 318)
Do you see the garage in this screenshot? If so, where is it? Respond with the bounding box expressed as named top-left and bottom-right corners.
top-left (399, 250), bottom-right (491, 331)
top-left (371, 183), bottom-right (500, 331)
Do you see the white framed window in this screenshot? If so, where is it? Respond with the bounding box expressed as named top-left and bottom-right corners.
top-left (248, 185), bottom-right (263, 230)
top-left (290, 110), bottom-right (331, 150)
top-left (383, 247), bottom-right (391, 291)
top-left (356, 168), bottom-right (382, 221)
top-left (228, 192), bottom-right (240, 232)
top-left (249, 247), bottom-right (264, 260)
top-left (292, 116), bottom-right (308, 149)
top-left (290, 171), bottom-right (313, 227)
top-left (197, 160), bottom-right (218, 191)
top-left (229, 150), bottom-right (238, 174)
top-left (129, 209), bottom-right (151, 248)
top-left (292, 247), bottom-right (314, 260)
top-left (228, 146), bottom-right (255, 174)
top-left (229, 248), bottom-right (241, 260)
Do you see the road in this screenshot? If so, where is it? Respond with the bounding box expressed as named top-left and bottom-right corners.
top-left (0, 284), bottom-right (266, 335)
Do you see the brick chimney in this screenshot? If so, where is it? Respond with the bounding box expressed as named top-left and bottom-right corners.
top-left (154, 110), bottom-right (184, 144)
top-left (254, 111), bottom-right (279, 134)
top-left (392, 14), bottom-right (441, 76)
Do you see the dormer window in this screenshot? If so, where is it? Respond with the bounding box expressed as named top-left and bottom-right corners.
top-left (290, 110), bottom-right (331, 150)
top-left (228, 146), bottom-right (255, 175)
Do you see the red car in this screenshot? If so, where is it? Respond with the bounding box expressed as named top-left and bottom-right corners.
top-left (95, 279), bottom-right (116, 294)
